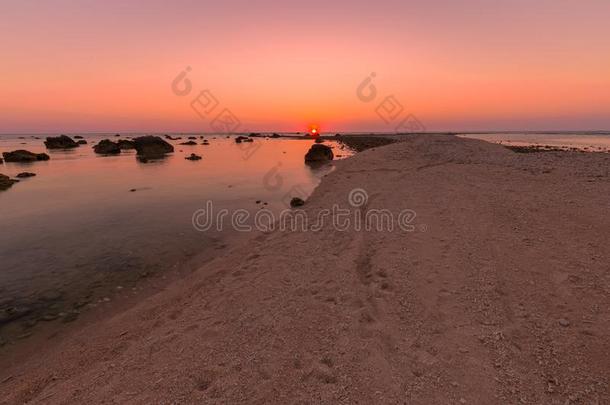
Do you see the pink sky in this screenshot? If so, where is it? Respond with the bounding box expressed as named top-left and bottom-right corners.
top-left (2, 0), bottom-right (610, 133)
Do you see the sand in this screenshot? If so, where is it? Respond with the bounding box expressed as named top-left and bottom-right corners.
top-left (1, 134), bottom-right (608, 404)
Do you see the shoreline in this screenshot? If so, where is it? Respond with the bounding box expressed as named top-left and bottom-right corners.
top-left (1, 134), bottom-right (608, 404)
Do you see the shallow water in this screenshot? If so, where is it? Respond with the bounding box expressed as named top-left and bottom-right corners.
top-left (459, 132), bottom-right (610, 152)
top-left (0, 133), bottom-right (351, 340)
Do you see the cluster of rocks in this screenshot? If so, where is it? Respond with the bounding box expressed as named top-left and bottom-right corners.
top-left (90, 136), bottom-right (172, 162)
top-left (235, 136), bottom-right (253, 144)
top-left (92, 138), bottom-right (136, 154)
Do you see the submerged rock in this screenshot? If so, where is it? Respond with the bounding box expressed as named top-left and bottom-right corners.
top-left (77, 139), bottom-right (88, 145)
top-left (74, 135), bottom-right (84, 139)
top-left (16, 172), bottom-right (36, 178)
top-left (44, 135), bottom-right (79, 149)
top-left (304, 144), bottom-right (334, 162)
top-left (185, 153), bottom-right (202, 161)
top-left (2, 150), bottom-right (50, 162)
top-left (290, 197), bottom-right (305, 207)
top-left (93, 139), bottom-right (121, 154)
top-left (0, 306), bottom-right (31, 324)
top-left (0, 174), bottom-right (18, 191)
top-left (179, 141), bottom-right (197, 146)
top-left (134, 136), bottom-right (174, 158)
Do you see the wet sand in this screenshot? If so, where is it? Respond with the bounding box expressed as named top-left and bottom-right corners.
top-left (1, 134), bottom-right (608, 404)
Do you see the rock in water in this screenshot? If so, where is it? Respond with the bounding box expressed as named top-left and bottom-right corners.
top-left (2, 150), bottom-right (50, 162)
top-left (133, 136), bottom-right (174, 158)
top-left (0, 174), bottom-right (18, 191)
top-left (290, 197), bottom-right (305, 207)
top-left (16, 172), bottom-right (36, 178)
top-left (93, 139), bottom-right (121, 154)
top-left (117, 139), bottom-right (136, 150)
top-left (77, 139), bottom-right (88, 145)
top-left (44, 135), bottom-right (79, 149)
top-left (179, 141), bottom-right (197, 146)
top-left (304, 144), bottom-right (334, 162)
top-left (185, 153), bottom-right (202, 161)
top-left (235, 136), bottom-right (253, 144)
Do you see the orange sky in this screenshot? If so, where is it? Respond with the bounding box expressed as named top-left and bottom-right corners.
top-left (2, 0), bottom-right (610, 133)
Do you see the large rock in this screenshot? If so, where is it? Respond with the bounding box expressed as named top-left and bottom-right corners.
top-left (0, 174), bottom-right (18, 191)
top-left (304, 144), bottom-right (334, 162)
top-left (2, 150), bottom-right (50, 162)
top-left (133, 136), bottom-right (174, 157)
top-left (93, 139), bottom-right (121, 154)
top-left (44, 135), bottom-right (79, 149)
top-left (117, 139), bottom-right (136, 150)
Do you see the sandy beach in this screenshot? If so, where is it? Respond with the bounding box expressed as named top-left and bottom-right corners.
top-left (1, 134), bottom-right (608, 404)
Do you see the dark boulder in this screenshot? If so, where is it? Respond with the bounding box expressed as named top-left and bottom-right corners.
top-left (44, 135), bottom-right (79, 149)
top-left (16, 172), bottom-right (36, 178)
top-left (179, 141), bottom-right (197, 145)
top-left (271, 133), bottom-right (281, 138)
top-left (304, 144), bottom-right (334, 162)
top-left (185, 153), bottom-right (202, 161)
top-left (77, 140), bottom-right (88, 145)
top-left (2, 150), bottom-right (50, 162)
top-left (0, 174), bottom-right (18, 191)
top-left (117, 139), bottom-right (136, 150)
top-left (74, 135), bottom-right (84, 139)
top-left (188, 136), bottom-right (197, 140)
top-left (290, 197), bottom-right (305, 207)
top-left (93, 139), bottom-right (121, 154)
top-left (133, 136), bottom-right (174, 158)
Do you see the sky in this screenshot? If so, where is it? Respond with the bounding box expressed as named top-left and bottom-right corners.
top-left (1, 0), bottom-right (610, 133)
